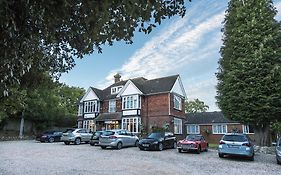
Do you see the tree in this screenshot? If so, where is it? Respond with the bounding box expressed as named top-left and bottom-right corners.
top-left (185, 99), bottom-right (209, 113)
top-left (216, 0), bottom-right (281, 146)
top-left (0, 0), bottom-right (187, 95)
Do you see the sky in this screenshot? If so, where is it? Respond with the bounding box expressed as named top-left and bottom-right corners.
top-left (60, 0), bottom-right (281, 112)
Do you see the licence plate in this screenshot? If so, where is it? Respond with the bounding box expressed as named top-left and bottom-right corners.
top-left (182, 145), bottom-right (191, 149)
top-left (142, 144), bottom-right (149, 147)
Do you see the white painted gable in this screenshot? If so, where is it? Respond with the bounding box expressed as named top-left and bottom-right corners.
top-left (118, 80), bottom-right (143, 96)
top-left (80, 88), bottom-right (99, 102)
top-left (171, 77), bottom-right (187, 98)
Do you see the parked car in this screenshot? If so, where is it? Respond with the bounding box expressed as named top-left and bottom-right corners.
top-left (99, 129), bottom-right (139, 149)
top-left (36, 131), bottom-right (63, 143)
top-left (90, 131), bottom-right (105, 146)
top-left (177, 134), bottom-right (208, 153)
top-left (61, 128), bottom-right (93, 145)
top-left (218, 133), bottom-right (254, 161)
top-left (276, 137), bottom-right (281, 165)
top-left (138, 132), bottom-right (177, 151)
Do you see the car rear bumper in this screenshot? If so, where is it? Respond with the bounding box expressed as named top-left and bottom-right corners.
top-left (99, 141), bottom-right (118, 147)
top-left (218, 148), bottom-right (254, 157)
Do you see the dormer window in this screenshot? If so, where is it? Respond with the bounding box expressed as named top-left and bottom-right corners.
top-left (111, 86), bottom-right (123, 94)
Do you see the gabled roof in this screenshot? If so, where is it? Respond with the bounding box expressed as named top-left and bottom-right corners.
top-left (90, 87), bottom-right (103, 99)
top-left (185, 112), bottom-right (239, 125)
top-left (141, 75), bottom-right (178, 94)
top-left (102, 80), bottom-right (128, 100)
top-left (83, 74), bottom-right (181, 101)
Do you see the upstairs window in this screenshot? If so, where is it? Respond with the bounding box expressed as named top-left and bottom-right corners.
top-left (122, 95), bottom-right (139, 109)
top-left (109, 100), bottom-right (116, 113)
top-left (84, 101), bottom-right (99, 113)
top-left (174, 95), bottom-right (182, 110)
top-left (111, 86), bottom-right (123, 94)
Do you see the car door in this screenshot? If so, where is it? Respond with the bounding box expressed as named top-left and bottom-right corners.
top-left (78, 129), bottom-right (88, 141)
top-left (117, 130), bottom-right (128, 146)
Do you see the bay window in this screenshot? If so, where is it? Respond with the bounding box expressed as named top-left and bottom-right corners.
top-left (122, 117), bottom-right (141, 133)
top-left (84, 101), bottom-right (99, 113)
top-left (122, 95), bottom-right (140, 109)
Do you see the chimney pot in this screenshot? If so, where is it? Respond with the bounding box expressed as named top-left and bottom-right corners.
top-left (114, 73), bottom-right (121, 83)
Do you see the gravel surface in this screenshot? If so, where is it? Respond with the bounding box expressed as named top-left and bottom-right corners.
top-left (0, 140), bottom-right (280, 175)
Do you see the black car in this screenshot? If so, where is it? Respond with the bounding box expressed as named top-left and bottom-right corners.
top-left (90, 131), bottom-right (105, 146)
top-left (138, 132), bottom-right (177, 151)
top-left (36, 131), bottom-right (63, 143)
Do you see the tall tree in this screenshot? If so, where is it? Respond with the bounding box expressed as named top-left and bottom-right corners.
top-left (0, 0), bottom-right (187, 95)
top-left (217, 0), bottom-right (281, 146)
top-left (185, 99), bottom-right (209, 113)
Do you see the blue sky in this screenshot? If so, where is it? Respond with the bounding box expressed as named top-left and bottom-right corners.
top-left (60, 0), bottom-right (281, 112)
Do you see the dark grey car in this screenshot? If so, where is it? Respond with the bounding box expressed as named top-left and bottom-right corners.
top-left (276, 137), bottom-right (281, 165)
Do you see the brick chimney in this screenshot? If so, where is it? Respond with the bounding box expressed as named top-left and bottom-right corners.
top-left (114, 73), bottom-right (121, 83)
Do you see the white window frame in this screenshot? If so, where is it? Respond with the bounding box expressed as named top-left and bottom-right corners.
top-left (84, 101), bottom-right (99, 113)
top-left (111, 86), bottom-right (123, 94)
top-left (78, 104), bottom-right (83, 115)
top-left (212, 124), bottom-right (227, 134)
top-left (242, 125), bottom-right (254, 134)
top-left (108, 100), bottom-right (116, 113)
top-left (121, 117), bottom-right (141, 133)
top-left (122, 95), bottom-right (140, 110)
top-left (173, 95), bottom-right (182, 111)
top-left (187, 125), bottom-right (200, 134)
top-left (174, 118), bottom-right (182, 134)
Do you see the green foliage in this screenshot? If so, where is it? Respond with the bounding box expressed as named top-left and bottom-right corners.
top-left (217, 0), bottom-right (281, 123)
top-left (216, 0), bottom-right (281, 145)
top-left (185, 99), bottom-right (209, 113)
top-left (0, 0), bottom-right (187, 95)
top-left (272, 122), bottom-right (281, 135)
top-left (0, 72), bottom-right (85, 129)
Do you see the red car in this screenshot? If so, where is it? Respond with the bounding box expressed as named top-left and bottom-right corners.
top-left (177, 134), bottom-right (208, 154)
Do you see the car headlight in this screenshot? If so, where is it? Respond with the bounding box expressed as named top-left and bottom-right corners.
top-left (153, 141), bottom-right (159, 144)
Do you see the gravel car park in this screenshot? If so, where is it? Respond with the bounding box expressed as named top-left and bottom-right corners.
top-left (0, 140), bottom-right (280, 175)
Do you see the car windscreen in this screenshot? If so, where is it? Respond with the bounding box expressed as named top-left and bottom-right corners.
top-left (223, 135), bottom-right (247, 142)
top-left (147, 133), bottom-right (164, 139)
top-left (186, 135), bottom-right (201, 141)
top-left (103, 131), bottom-right (115, 136)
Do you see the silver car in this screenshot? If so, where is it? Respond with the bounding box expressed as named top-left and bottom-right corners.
top-left (276, 137), bottom-right (281, 165)
top-left (99, 129), bottom-right (139, 149)
top-left (61, 128), bottom-right (92, 145)
top-left (218, 133), bottom-right (254, 161)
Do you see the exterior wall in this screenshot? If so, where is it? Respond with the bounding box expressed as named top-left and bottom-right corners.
top-left (193, 124), bottom-right (255, 144)
top-left (101, 99), bottom-right (122, 113)
top-left (141, 93), bottom-right (185, 139)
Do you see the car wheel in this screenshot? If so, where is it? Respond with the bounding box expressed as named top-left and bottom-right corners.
top-left (158, 143), bottom-right (163, 151)
top-left (197, 146), bottom-right (201, 154)
top-left (135, 140), bottom-right (139, 147)
top-left (90, 142), bottom-right (95, 146)
top-left (218, 153), bottom-right (224, 158)
top-left (116, 142), bottom-right (122, 150)
top-left (173, 142), bottom-right (177, 149)
top-left (249, 154), bottom-right (254, 161)
top-left (74, 138), bottom-right (81, 145)
top-left (205, 147), bottom-right (208, 152)
top-left (277, 158), bottom-right (281, 165)
top-left (101, 146), bottom-right (106, 149)
top-left (178, 148), bottom-right (182, 153)
top-left (48, 137), bottom-right (55, 143)
top-left (64, 141), bottom-right (70, 145)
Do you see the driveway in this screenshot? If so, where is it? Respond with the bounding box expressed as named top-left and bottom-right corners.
top-left (0, 140), bottom-right (280, 175)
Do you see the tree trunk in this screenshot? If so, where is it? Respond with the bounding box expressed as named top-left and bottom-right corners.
top-left (253, 124), bottom-right (271, 146)
top-left (19, 111), bottom-right (24, 139)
